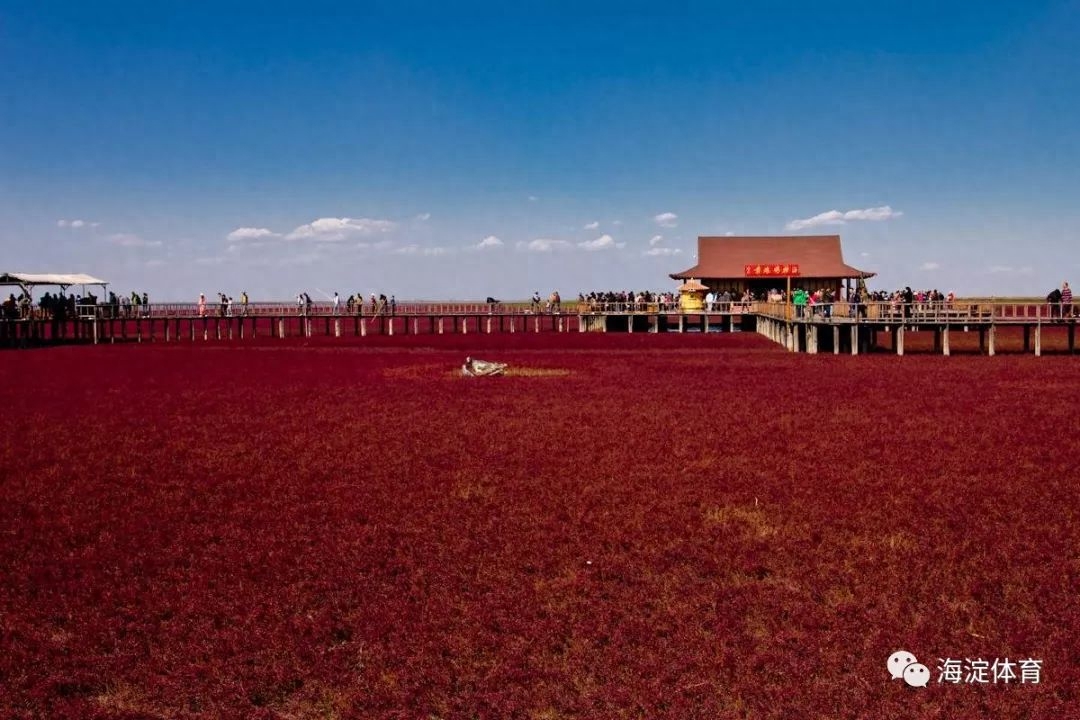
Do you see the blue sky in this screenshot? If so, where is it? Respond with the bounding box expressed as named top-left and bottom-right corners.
top-left (2, 0), bottom-right (1078, 300)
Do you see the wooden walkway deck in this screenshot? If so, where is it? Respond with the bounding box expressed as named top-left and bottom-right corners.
top-left (1, 301), bottom-right (1076, 355)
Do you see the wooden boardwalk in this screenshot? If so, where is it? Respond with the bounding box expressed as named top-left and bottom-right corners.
top-left (1, 301), bottom-right (1076, 355)
top-left (754, 302), bottom-right (1077, 356)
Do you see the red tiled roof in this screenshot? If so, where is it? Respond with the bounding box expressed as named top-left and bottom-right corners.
top-left (670, 235), bottom-right (874, 280)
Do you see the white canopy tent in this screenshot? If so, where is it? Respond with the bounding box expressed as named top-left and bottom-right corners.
top-left (0, 272), bottom-right (109, 296)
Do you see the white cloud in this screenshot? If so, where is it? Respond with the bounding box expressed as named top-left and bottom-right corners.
top-left (517, 238), bottom-right (570, 253)
top-left (58, 219), bottom-right (98, 229)
top-left (584, 220), bottom-right (600, 230)
top-left (786, 205), bottom-right (903, 231)
top-left (649, 234), bottom-right (664, 246)
top-left (356, 240), bottom-right (396, 250)
top-left (644, 247), bottom-right (682, 256)
top-left (415, 212), bottom-right (431, 221)
top-left (790, 210), bottom-right (845, 229)
top-left (860, 251), bottom-right (871, 258)
top-left (578, 234), bottom-right (624, 251)
top-left (725, 231), bottom-right (735, 237)
top-left (193, 256), bottom-right (226, 266)
top-left (286, 217), bottom-right (397, 242)
top-left (144, 259), bottom-right (166, 268)
top-left (475, 235), bottom-right (503, 250)
top-left (654, 212), bottom-right (678, 228)
top-left (920, 261), bottom-right (940, 271)
top-left (109, 233), bottom-right (161, 248)
top-left (227, 227), bottom-right (279, 242)
top-left (395, 244), bottom-right (448, 256)
top-left (528, 195), bottom-right (539, 202)
top-left (612, 220), bottom-right (623, 226)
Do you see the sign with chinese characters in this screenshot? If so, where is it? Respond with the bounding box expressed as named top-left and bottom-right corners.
top-left (937, 657), bottom-right (1042, 685)
top-left (743, 263), bottom-right (800, 277)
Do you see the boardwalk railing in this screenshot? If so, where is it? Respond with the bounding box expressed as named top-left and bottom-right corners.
top-left (8, 299), bottom-right (1070, 322)
top-left (753, 301), bottom-right (1077, 323)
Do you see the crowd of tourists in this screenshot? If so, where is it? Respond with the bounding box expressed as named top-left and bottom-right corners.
top-left (281, 292), bottom-right (399, 317)
top-left (343, 293), bottom-right (397, 316)
top-left (2, 290), bottom-right (152, 320)
top-left (578, 290), bottom-right (678, 312)
top-left (197, 292), bottom-right (250, 317)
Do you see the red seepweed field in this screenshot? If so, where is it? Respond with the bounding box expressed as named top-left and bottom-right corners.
top-left (2, 333), bottom-right (1079, 719)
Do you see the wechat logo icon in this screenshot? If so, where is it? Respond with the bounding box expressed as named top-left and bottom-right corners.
top-left (888, 650), bottom-right (930, 688)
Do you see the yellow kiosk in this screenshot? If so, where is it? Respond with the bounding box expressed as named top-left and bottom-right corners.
top-left (678, 278), bottom-right (708, 312)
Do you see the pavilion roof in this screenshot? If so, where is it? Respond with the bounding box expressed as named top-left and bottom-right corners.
top-left (671, 235), bottom-right (874, 280)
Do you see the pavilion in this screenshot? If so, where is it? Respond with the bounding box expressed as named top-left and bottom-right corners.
top-left (670, 235), bottom-right (874, 298)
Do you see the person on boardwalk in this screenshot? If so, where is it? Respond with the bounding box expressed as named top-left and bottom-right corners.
top-left (240, 291), bottom-right (249, 316)
top-left (792, 288), bottom-right (808, 318)
top-left (1063, 281), bottom-right (1073, 318)
top-left (198, 293), bottom-right (207, 317)
top-left (332, 292), bottom-right (340, 316)
top-left (390, 295), bottom-right (397, 316)
top-left (1047, 287), bottom-right (1062, 319)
